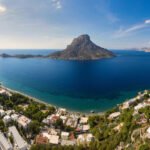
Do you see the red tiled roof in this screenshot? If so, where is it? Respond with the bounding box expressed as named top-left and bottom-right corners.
top-left (69, 132), bottom-right (75, 140)
top-left (35, 134), bottom-right (49, 144)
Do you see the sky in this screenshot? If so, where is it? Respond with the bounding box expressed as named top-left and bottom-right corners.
top-left (0, 0), bottom-right (150, 49)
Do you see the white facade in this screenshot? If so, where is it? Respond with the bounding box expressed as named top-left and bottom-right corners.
top-left (48, 128), bottom-right (58, 135)
top-left (11, 114), bottom-right (19, 121)
top-left (57, 108), bottom-right (67, 115)
top-left (0, 132), bottom-right (13, 150)
top-left (108, 112), bottom-right (121, 120)
top-left (0, 89), bottom-right (6, 94)
top-left (82, 125), bottom-right (90, 131)
top-left (122, 98), bottom-right (137, 109)
top-left (61, 132), bottom-right (69, 140)
top-left (66, 117), bottom-right (78, 128)
top-left (9, 126), bottom-right (28, 150)
top-left (61, 140), bottom-right (76, 146)
top-left (17, 115), bottom-right (31, 129)
top-left (0, 89), bottom-right (12, 97)
top-left (60, 116), bottom-right (67, 124)
top-left (0, 109), bottom-right (5, 117)
top-left (80, 117), bottom-right (88, 124)
top-left (3, 115), bottom-right (11, 124)
top-left (134, 103), bottom-right (146, 111)
top-left (42, 132), bottom-right (59, 145)
top-left (77, 133), bottom-right (94, 145)
top-left (147, 127), bottom-right (150, 134)
top-left (146, 127), bottom-right (150, 139)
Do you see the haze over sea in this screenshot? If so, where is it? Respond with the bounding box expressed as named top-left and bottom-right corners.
top-left (0, 50), bottom-right (150, 112)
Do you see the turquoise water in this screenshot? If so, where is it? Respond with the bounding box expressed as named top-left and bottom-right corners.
top-left (0, 50), bottom-right (149, 112)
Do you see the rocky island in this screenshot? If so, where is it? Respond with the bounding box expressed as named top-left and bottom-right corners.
top-left (49, 34), bottom-right (115, 60)
top-left (0, 34), bottom-right (115, 60)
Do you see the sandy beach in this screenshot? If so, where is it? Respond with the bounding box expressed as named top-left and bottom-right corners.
top-left (0, 84), bottom-right (103, 116)
top-left (1, 85), bottom-right (54, 107)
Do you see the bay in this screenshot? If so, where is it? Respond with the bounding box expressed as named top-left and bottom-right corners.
top-left (0, 49), bottom-right (149, 112)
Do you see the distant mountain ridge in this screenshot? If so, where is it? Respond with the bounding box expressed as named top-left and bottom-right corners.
top-left (129, 47), bottom-right (150, 52)
top-left (49, 34), bottom-right (115, 60)
top-left (141, 47), bottom-right (150, 52)
top-left (0, 53), bottom-right (43, 58)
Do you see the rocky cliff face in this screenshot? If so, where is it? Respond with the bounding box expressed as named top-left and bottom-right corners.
top-left (49, 34), bottom-right (115, 60)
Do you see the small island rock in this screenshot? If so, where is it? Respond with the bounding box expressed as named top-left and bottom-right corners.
top-left (49, 34), bottom-right (115, 60)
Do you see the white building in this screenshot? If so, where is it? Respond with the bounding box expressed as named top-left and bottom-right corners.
top-left (108, 112), bottom-right (121, 120)
top-left (49, 135), bottom-right (59, 145)
top-left (3, 115), bottom-right (11, 124)
top-left (11, 114), bottom-right (19, 121)
top-left (42, 118), bottom-right (50, 125)
top-left (61, 132), bottom-right (69, 140)
top-left (0, 89), bottom-right (12, 97)
top-left (66, 117), bottom-right (78, 128)
top-left (61, 140), bottom-right (76, 146)
top-left (0, 89), bottom-right (6, 95)
top-left (48, 128), bottom-right (58, 136)
top-left (134, 103), bottom-right (146, 111)
top-left (122, 98), bottom-right (137, 109)
top-left (80, 117), bottom-right (88, 124)
top-left (57, 108), bottom-right (67, 116)
top-left (9, 126), bottom-right (28, 150)
top-left (77, 134), bottom-right (94, 145)
top-left (0, 109), bottom-right (5, 117)
top-left (17, 115), bottom-right (31, 129)
top-left (60, 116), bottom-right (67, 124)
top-left (42, 132), bottom-right (59, 145)
top-left (146, 127), bottom-right (150, 139)
top-left (82, 125), bottom-right (90, 132)
top-left (43, 114), bottom-right (59, 125)
top-left (0, 132), bottom-right (13, 150)
top-left (147, 127), bottom-right (150, 134)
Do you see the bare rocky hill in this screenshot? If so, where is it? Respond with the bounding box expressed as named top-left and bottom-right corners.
top-left (49, 34), bottom-right (115, 60)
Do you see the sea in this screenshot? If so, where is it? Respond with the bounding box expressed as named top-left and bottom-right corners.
top-left (0, 49), bottom-right (150, 113)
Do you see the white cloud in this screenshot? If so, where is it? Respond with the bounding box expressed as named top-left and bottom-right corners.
top-left (114, 19), bottom-right (150, 38)
top-left (0, 5), bottom-right (6, 13)
top-left (106, 12), bottom-right (119, 23)
top-left (124, 24), bottom-right (146, 33)
top-left (145, 19), bottom-right (150, 24)
top-left (96, 0), bottom-right (119, 23)
top-left (51, 0), bottom-right (62, 9)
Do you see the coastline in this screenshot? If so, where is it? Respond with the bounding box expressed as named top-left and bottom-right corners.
top-left (0, 84), bottom-right (103, 116)
top-left (1, 85), bottom-right (52, 106)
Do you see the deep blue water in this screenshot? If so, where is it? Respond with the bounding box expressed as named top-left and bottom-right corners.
top-left (0, 49), bottom-right (150, 112)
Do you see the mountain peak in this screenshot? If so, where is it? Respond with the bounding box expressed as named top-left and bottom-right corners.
top-left (77, 34), bottom-right (90, 41)
top-left (49, 34), bottom-right (115, 60)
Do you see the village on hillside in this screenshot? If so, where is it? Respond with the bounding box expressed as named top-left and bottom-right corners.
top-left (0, 87), bottom-right (149, 150)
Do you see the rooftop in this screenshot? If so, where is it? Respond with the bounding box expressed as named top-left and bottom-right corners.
top-left (80, 117), bottom-right (88, 124)
top-left (18, 115), bottom-right (31, 127)
top-left (35, 134), bottom-right (49, 145)
top-left (0, 132), bottom-right (13, 150)
top-left (42, 132), bottom-right (59, 144)
top-left (9, 126), bottom-right (27, 150)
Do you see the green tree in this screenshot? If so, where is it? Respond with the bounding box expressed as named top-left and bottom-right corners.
top-left (53, 118), bottom-right (64, 129)
top-left (29, 121), bottom-right (40, 135)
top-left (0, 119), bottom-right (5, 132)
top-left (139, 144), bottom-right (150, 150)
